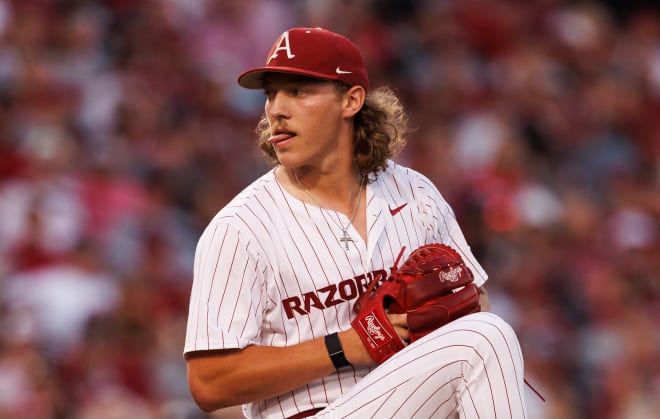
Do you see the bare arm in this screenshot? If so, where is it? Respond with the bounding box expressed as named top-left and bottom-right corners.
top-left (186, 337), bottom-right (337, 411)
top-left (186, 318), bottom-right (408, 412)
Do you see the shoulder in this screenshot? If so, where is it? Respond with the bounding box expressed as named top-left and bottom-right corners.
top-left (194, 171), bottom-right (283, 270)
top-left (210, 170), bottom-right (278, 222)
top-left (379, 160), bottom-right (434, 183)
top-left (200, 170), bottom-right (281, 241)
top-left (376, 160), bottom-right (443, 199)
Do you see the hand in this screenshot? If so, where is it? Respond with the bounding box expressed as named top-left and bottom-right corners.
top-left (340, 313), bottom-right (409, 367)
top-left (387, 312), bottom-right (409, 343)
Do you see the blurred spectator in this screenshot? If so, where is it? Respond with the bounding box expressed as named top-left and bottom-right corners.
top-left (2, 240), bottom-right (120, 357)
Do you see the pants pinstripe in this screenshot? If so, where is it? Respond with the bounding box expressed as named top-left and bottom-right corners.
top-left (316, 312), bottom-right (527, 419)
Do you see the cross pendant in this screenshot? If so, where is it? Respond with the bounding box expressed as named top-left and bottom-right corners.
top-left (339, 229), bottom-right (353, 250)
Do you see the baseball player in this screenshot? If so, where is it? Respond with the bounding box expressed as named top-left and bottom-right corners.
top-left (184, 27), bottom-right (528, 418)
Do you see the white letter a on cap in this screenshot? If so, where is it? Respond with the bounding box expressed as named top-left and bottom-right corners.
top-left (268, 31), bottom-right (295, 62)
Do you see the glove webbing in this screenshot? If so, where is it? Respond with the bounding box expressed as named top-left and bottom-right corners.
top-left (354, 246), bottom-right (407, 313)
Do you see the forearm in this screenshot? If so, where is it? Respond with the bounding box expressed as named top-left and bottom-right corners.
top-left (186, 330), bottom-right (373, 411)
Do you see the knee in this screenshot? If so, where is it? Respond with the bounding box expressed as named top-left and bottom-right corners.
top-left (465, 312), bottom-right (522, 361)
top-left (481, 313), bottom-right (518, 341)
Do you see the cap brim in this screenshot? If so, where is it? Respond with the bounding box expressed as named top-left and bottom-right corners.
top-left (237, 67), bottom-right (342, 89)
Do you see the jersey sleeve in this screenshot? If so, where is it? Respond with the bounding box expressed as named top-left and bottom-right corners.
top-left (415, 173), bottom-right (488, 287)
top-left (183, 219), bottom-right (266, 355)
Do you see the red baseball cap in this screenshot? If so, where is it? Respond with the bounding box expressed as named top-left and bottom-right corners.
top-left (238, 27), bottom-right (369, 92)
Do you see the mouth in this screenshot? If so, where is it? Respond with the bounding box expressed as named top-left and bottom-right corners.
top-left (267, 130), bottom-right (296, 145)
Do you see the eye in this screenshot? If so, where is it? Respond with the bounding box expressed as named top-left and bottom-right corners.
top-left (289, 87), bottom-right (305, 96)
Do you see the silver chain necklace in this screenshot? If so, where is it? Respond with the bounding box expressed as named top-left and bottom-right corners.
top-left (293, 169), bottom-right (365, 250)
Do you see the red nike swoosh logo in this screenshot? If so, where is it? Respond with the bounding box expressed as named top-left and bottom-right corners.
top-left (389, 203), bottom-right (408, 216)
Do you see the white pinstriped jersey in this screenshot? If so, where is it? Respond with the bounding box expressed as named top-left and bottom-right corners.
top-left (184, 160), bottom-right (488, 419)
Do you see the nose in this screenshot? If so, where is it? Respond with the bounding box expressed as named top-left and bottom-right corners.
top-left (266, 90), bottom-right (289, 120)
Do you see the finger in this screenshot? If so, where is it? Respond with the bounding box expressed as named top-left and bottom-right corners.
top-left (396, 325), bottom-right (410, 343)
top-left (387, 313), bottom-right (410, 343)
top-left (387, 313), bottom-right (408, 328)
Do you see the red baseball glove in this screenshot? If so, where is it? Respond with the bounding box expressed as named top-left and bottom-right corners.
top-left (351, 243), bottom-right (481, 364)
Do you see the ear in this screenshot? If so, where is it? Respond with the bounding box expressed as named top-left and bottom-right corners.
top-left (342, 85), bottom-right (366, 118)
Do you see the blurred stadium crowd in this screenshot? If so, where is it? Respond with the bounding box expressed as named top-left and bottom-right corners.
top-left (0, 0), bottom-right (658, 418)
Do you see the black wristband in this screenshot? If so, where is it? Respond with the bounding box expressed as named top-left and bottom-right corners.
top-left (325, 332), bottom-right (351, 370)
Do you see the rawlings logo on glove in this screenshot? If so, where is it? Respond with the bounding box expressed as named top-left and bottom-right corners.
top-left (351, 243), bottom-right (481, 364)
top-left (440, 266), bottom-right (462, 282)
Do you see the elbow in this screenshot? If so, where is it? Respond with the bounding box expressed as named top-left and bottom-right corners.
top-left (187, 366), bottom-right (238, 412)
top-left (186, 348), bottom-right (247, 411)
top-left (193, 398), bottom-right (224, 413)
top-left (188, 377), bottom-right (234, 412)
top-left (192, 398), bottom-right (218, 413)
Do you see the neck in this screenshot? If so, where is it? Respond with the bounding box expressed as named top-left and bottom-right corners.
top-left (291, 164), bottom-right (361, 200)
top-left (280, 165), bottom-right (368, 245)
top-left (288, 166), bottom-right (364, 217)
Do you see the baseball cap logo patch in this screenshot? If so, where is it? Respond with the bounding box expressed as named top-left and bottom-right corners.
top-left (268, 31), bottom-right (295, 62)
top-left (238, 27), bottom-right (369, 92)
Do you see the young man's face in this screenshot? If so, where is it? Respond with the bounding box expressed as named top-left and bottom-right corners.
top-left (262, 73), bottom-right (351, 171)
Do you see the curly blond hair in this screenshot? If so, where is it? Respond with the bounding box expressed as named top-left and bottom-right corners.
top-left (255, 84), bottom-right (409, 181)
